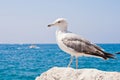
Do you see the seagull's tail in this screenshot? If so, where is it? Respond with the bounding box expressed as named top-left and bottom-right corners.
top-left (104, 52), bottom-right (115, 60)
top-left (115, 52), bottom-right (120, 54)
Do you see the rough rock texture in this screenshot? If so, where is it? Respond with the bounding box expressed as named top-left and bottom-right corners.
top-left (35, 67), bottom-right (120, 80)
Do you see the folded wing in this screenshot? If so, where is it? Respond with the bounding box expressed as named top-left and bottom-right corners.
top-left (62, 35), bottom-right (114, 59)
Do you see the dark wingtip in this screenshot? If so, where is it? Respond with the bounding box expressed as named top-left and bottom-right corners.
top-left (104, 53), bottom-right (116, 60)
top-left (115, 52), bottom-right (120, 54)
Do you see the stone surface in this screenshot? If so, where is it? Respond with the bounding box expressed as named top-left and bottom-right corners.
top-left (35, 67), bottom-right (120, 80)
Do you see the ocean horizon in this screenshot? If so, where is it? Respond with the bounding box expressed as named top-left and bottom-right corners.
top-left (0, 44), bottom-right (120, 80)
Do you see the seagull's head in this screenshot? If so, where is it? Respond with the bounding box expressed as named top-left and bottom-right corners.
top-left (48, 18), bottom-right (68, 31)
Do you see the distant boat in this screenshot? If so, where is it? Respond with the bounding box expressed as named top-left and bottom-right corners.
top-left (29, 44), bottom-right (39, 49)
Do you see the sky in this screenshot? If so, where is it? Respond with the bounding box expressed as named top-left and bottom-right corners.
top-left (0, 0), bottom-right (120, 44)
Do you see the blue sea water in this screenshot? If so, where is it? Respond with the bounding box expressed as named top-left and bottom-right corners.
top-left (0, 44), bottom-right (120, 80)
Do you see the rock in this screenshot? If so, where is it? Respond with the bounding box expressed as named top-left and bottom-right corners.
top-left (35, 67), bottom-right (120, 80)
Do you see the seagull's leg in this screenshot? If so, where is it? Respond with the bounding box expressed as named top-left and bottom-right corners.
top-left (76, 57), bottom-right (78, 69)
top-left (67, 56), bottom-right (73, 67)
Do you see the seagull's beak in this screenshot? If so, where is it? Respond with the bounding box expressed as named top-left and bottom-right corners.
top-left (48, 24), bottom-right (54, 27)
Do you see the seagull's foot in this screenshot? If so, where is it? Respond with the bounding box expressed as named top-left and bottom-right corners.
top-left (67, 56), bottom-right (73, 68)
top-left (76, 57), bottom-right (78, 69)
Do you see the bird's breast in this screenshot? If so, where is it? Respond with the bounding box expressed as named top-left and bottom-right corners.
top-left (56, 37), bottom-right (79, 56)
top-left (56, 31), bottom-right (84, 56)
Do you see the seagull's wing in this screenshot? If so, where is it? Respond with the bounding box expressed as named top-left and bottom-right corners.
top-left (62, 33), bottom-right (114, 59)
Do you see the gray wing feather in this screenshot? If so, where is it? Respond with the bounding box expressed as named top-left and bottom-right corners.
top-left (62, 37), bottom-right (107, 58)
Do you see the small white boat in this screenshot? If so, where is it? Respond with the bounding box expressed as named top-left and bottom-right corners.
top-left (29, 44), bottom-right (38, 49)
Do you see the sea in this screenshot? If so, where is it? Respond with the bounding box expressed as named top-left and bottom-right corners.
top-left (0, 44), bottom-right (120, 80)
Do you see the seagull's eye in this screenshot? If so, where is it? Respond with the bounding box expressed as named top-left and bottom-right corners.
top-left (58, 21), bottom-right (61, 23)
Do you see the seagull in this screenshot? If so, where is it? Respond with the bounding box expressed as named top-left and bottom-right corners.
top-left (48, 18), bottom-right (115, 69)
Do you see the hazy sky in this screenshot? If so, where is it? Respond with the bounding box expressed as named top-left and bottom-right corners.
top-left (0, 0), bottom-right (120, 44)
